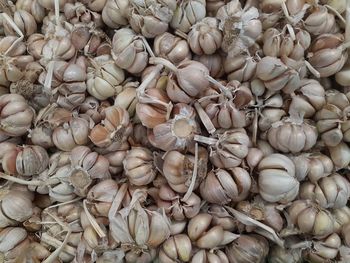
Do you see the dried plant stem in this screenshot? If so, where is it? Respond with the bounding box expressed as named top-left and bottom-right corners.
top-left (42, 211), bottom-right (72, 263)
top-left (149, 57), bottom-right (178, 72)
top-left (194, 134), bottom-right (218, 145)
top-left (108, 183), bottom-right (128, 219)
top-left (140, 36), bottom-right (155, 57)
top-left (325, 5), bottom-right (346, 26)
top-left (346, 1), bottom-right (350, 43)
top-left (47, 197), bottom-right (83, 209)
top-left (0, 173), bottom-right (59, 186)
top-left (2, 13), bottom-right (24, 56)
top-left (182, 143), bottom-right (198, 201)
top-left (83, 199), bottom-right (106, 238)
top-left (205, 75), bottom-right (233, 99)
top-left (43, 61), bottom-right (55, 95)
top-left (286, 24), bottom-right (296, 41)
top-left (194, 102), bottom-right (216, 134)
top-left (136, 64), bottom-right (164, 96)
top-left (304, 60), bottom-right (321, 78)
top-left (54, 0), bottom-right (60, 26)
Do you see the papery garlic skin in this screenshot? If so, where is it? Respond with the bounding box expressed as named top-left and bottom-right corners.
top-left (258, 154), bottom-right (299, 203)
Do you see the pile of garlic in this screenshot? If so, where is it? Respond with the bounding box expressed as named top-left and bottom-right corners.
top-left (0, 0), bottom-right (350, 262)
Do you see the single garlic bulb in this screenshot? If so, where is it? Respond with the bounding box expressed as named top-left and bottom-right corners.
top-left (188, 17), bottom-right (222, 55)
top-left (163, 146), bottom-right (208, 193)
top-left (86, 179), bottom-right (119, 217)
top-left (52, 114), bottom-right (90, 152)
top-left (304, 6), bottom-right (339, 36)
top-left (291, 153), bottom-right (333, 182)
top-left (258, 154), bottom-right (299, 203)
top-left (224, 54), bottom-right (257, 82)
top-left (208, 129), bottom-right (250, 168)
top-left (0, 227), bottom-right (30, 262)
top-left (170, 0), bottom-right (206, 33)
top-left (101, 0), bottom-right (130, 28)
top-left (0, 94), bottom-right (34, 137)
top-left (69, 146), bottom-right (110, 196)
top-left (299, 173), bottom-right (350, 209)
top-left (307, 34), bottom-right (347, 78)
top-left (288, 200), bottom-right (335, 238)
top-left (289, 79), bottom-right (326, 119)
top-left (315, 89), bottom-right (350, 147)
top-left (129, 0), bottom-right (176, 38)
top-left (0, 190), bottom-right (34, 228)
top-left (3, 10), bottom-right (37, 37)
top-left (16, 0), bottom-right (46, 23)
top-left (148, 103), bottom-right (200, 151)
top-left (333, 206), bottom-right (350, 232)
top-left (192, 249), bottom-right (229, 263)
top-left (158, 234), bottom-right (192, 262)
top-left (194, 53), bottom-right (225, 78)
top-left (111, 28), bottom-right (148, 74)
top-left (90, 106), bottom-right (133, 150)
top-left (267, 118), bottom-right (318, 153)
top-left (200, 167), bottom-right (251, 204)
top-left (225, 234), bottom-right (269, 263)
top-left (154, 32), bottom-right (191, 65)
top-left (1, 144), bottom-right (49, 176)
top-left (87, 55), bottom-right (125, 100)
top-left (303, 233), bottom-right (341, 262)
top-left (150, 184), bottom-right (201, 220)
top-left (103, 142), bottom-right (129, 174)
top-left (256, 56), bottom-right (301, 94)
top-left (187, 213), bottom-right (238, 249)
top-left (123, 147), bottom-right (157, 186)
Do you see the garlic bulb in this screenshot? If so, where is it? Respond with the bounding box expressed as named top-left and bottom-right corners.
top-left (163, 146), bottom-right (208, 193)
top-left (154, 32), bottom-right (192, 65)
top-left (258, 154), bottom-right (299, 203)
top-left (123, 147), bottom-right (156, 186)
top-left (299, 173), bottom-right (350, 209)
top-left (217, 0), bottom-right (262, 55)
top-left (224, 53), bottom-right (257, 82)
top-left (256, 56), bottom-right (301, 94)
top-left (194, 53), bottom-right (225, 78)
top-left (304, 6), bottom-right (339, 35)
top-left (101, 0), bottom-right (130, 28)
top-left (315, 89), bottom-right (350, 147)
top-left (288, 200), bottom-right (335, 238)
top-left (52, 114), bottom-right (90, 151)
top-left (150, 184), bottom-right (201, 220)
top-left (303, 233), bottom-right (341, 262)
top-left (0, 227), bottom-right (29, 261)
top-left (90, 106), bottom-right (133, 150)
top-left (111, 28), bottom-right (149, 74)
top-left (0, 94), bottom-right (34, 137)
top-left (333, 206), bottom-right (350, 232)
top-left (158, 234), bottom-right (192, 262)
top-left (3, 10), bottom-right (37, 37)
top-left (188, 17), bottom-right (222, 55)
top-left (291, 153), bottom-right (333, 182)
top-left (267, 118), bottom-right (318, 153)
top-left (187, 213), bottom-right (238, 249)
top-left (207, 129), bottom-right (250, 168)
top-left (200, 167), bottom-right (251, 204)
top-left (0, 190), bottom-right (34, 228)
top-left (104, 142), bottom-right (129, 174)
top-left (170, 0), bottom-right (206, 33)
top-left (307, 34), bottom-right (348, 78)
top-left (148, 103), bottom-right (200, 151)
top-left (191, 249), bottom-right (229, 263)
top-left (69, 146), bottom-right (110, 196)
top-left (109, 190), bottom-right (171, 250)
top-left (87, 55), bottom-right (125, 100)
top-left (225, 234), bottom-right (269, 263)
top-left (16, 0), bottom-right (46, 23)
top-left (129, 0), bottom-right (176, 38)
top-left (2, 144), bottom-right (49, 176)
